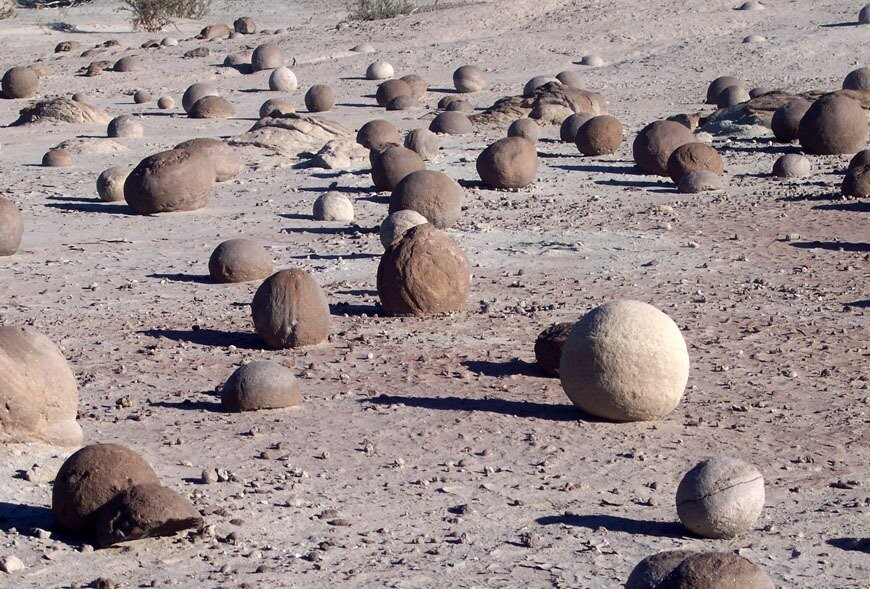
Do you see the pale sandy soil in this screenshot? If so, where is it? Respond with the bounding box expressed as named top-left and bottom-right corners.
top-left (0, 1), bottom-right (867, 588)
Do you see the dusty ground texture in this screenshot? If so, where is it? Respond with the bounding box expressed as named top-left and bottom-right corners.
top-left (0, 1), bottom-right (868, 587)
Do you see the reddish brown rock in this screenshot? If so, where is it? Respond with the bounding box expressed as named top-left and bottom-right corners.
top-left (251, 269), bottom-right (331, 349)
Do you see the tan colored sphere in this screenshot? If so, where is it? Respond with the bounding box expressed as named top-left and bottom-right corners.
top-left (476, 137), bottom-right (537, 189)
top-left (453, 65), bottom-right (486, 93)
top-left (633, 120), bottom-right (695, 176)
top-left (705, 76), bottom-right (742, 104)
top-left (304, 84), bottom-right (334, 112)
top-left (429, 111), bottom-right (473, 135)
top-left (716, 84), bottom-right (750, 108)
top-left (0, 195), bottom-right (24, 256)
top-left (269, 66), bottom-right (297, 92)
top-left (376, 79), bottom-right (412, 107)
top-left (357, 119), bottom-right (401, 150)
top-left (221, 361), bottom-right (301, 412)
top-left (771, 98), bottom-right (811, 142)
top-left (575, 115), bottom-right (623, 156)
top-left (313, 191), bottom-right (354, 222)
top-left (848, 148), bottom-right (870, 171)
top-left (251, 43), bottom-right (286, 71)
top-left (133, 89), bottom-right (151, 104)
top-left (371, 145), bottom-right (426, 192)
top-left (799, 94), bottom-right (868, 155)
top-left (523, 76), bottom-right (560, 97)
top-left (42, 149), bottom-right (72, 167)
top-left (389, 170), bottom-right (463, 229)
top-left (377, 224), bottom-right (470, 316)
top-left (560, 112), bottom-right (593, 142)
top-left (208, 238), bottom-right (273, 283)
top-left (251, 269), bottom-right (331, 349)
top-left (234, 16), bottom-right (256, 34)
top-left (772, 154), bottom-right (812, 178)
top-left (404, 128), bottom-right (440, 160)
top-left (259, 97), bottom-right (295, 118)
top-left (113, 56), bottom-right (144, 72)
top-left (95, 483), bottom-right (202, 548)
top-left (843, 67), bottom-right (870, 91)
top-left (182, 82), bottom-right (218, 113)
top-left (508, 118), bottom-right (540, 143)
top-left (175, 138), bottom-right (239, 183)
top-left (107, 115), bottom-right (143, 138)
top-left (666, 142), bottom-right (724, 183)
top-left (124, 149), bottom-right (215, 214)
top-left (366, 61), bottom-right (394, 80)
top-left (678, 170), bottom-right (725, 193)
top-left (559, 300), bottom-right (689, 421)
top-left (662, 552), bottom-right (774, 589)
top-left (400, 74), bottom-right (427, 98)
top-left (379, 209), bottom-right (428, 248)
top-left (860, 4), bottom-right (870, 23)
top-left (97, 166), bottom-right (131, 202)
top-left (157, 96), bottom-right (175, 109)
top-left (189, 95), bottom-right (235, 119)
top-left (444, 98), bottom-right (474, 113)
top-left (556, 70), bottom-right (584, 89)
top-left (626, 550), bottom-right (697, 589)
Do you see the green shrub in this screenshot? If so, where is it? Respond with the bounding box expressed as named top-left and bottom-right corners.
top-left (123, 0), bottom-right (210, 31)
top-left (348, 0), bottom-right (416, 21)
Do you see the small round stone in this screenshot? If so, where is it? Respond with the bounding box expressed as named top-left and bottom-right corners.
top-left (404, 128), bottom-right (440, 160)
top-left (387, 95), bottom-right (422, 111)
top-left (370, 145), bottom-right (426, 192)
top-left (366, 61), bottom-right (394, 80)
top-left (666, 143), bottom-right (724, 183)
top-left (233, 16), bottom-right (256, 34)
top-left (842, 164), bottom-right (870, 198)
top-left (157, 96), bottom-right (175, 109)
top-left (269, 66), bottom-right (298, 92)
top-left (860, 4), bottom-right (870, 24)
top-left (97, 166), bottom-right (131, 202)
top-left (71, 92), bottom-right (90, 104)
top-left (476, 137), bottom-right (537, 189)
top-left (678, 170), bottom-right (725, 193)
top-left (113, 56), bottom-right (144, 72)
top-left (798, 93), bottom-right (869, 155)
top-left (705, 76), bottom-right (742, 104)
top-left (453, 65), bottom-right (486, 93)
top-left (0, 195), bottom-right (23, 256)
top-left (400, 74), bottom-right (427, 98)
top-left (251, 43), bottom-right (286, 71)
top-left (313, 191), bottom-right (354, 222)
top-left (124, 149), bottom-right (215, 214)
top-left (430, 111), bottom-right (474, 135)
top-left (508, 118), bottom-right (540, 143)
top-left (534, 322), bottom-right (574, 377)
top-left (304, 84), bottom-right (334, 112)
top-left (523, 76), bottom-right (559, 97)
top-left (580, 54), bottom-right (605, 66)
top-left (560, 112), bottom-right (593, 142)
top-left (95, 483), bottom-right (202, 548)
top-left (251, 269), bottom-right (331, 349)
top-left (161, 37), bottom-right (178, 46)
top-left (2, 67), bottom-right (38, 99)
top-left (133, 90), bottom-right (151, 104)
top-left (208, 239), bottom-right (273, 283)
top-left (633, 120), bottom-right (696, 176)
top-left (737, 1), bottom-right (765, 10)
top-left (556, 70), bottom-right (584, 89)
top-left (107, 115), bottom-right (143, 138)
top-left (351, 43), bottom-right (376, 53)
top-left (576, 115), bottom-right (623, 156)
top-left (189, 95), bottom-right (235, 119)
top-left (42, 149), bottom-right (72, 167)
top-left (175, 138), bottom-right (239, 183)
top-left (772, 154), bottom-right (811, 178)
top-left (842, 67), bottom-right (870, 91)
top-left (771, 98), bottom-right (812, 143)
top-left (445, 99), bottom-right (474, 113)
top-left (221, 361), bottom-right (302, 412)
top-left (357, 119), bottom-right (401, 150)
top-left (742, 34), bottom-right (766, 43)
top-left (376, 79), bottom-right (412, 107)
top-left (182, 82), bottom-right (218, 113)
top-left (389, 170), bottom-right (463, 229)
top-left (848, 148), bottom-right (870, 171)
top-left (259, 97), bottom-right (295, 118)
top-left (716, 84), bottom-right (750, 108)
top-left (379, 209), bottom-right (427, 248)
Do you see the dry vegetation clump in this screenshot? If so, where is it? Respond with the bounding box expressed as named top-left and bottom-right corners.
top-left (123, 0), bottom-right (211, 32)
top-left (0, 0), bottom-right (15, 20)
top-left (348, 0), bottom-right (416, 22)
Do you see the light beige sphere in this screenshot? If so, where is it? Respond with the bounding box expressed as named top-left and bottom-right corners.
top-left (97, 166), bottom-right (131, 202)
top-left (366, 61), bottom-right (394, 80)
top-left (313, 191), bottom-right (354, 222)
top-left (269, 66), bottom-right (298, 92)
top-left (379, 209), bottom-right (427, 248)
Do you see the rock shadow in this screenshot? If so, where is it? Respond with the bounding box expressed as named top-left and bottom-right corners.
top-left (140, 328), bottom-right (262, 350)
top-left (536, 513), bottom-right (685, 538)
top-left (330, 302), bottom-right (380, 317)
top-left (461, 358), bottom-right (542, 378)
top-left (790, 241), bottom-right (870, 252)
top-left (0, 501), bottom-right (54, 535)
top-left (826, 537), bottom-right (870, 553)
top-left (364, 394), bottom-right (583, 422)
top-left (845, 300), bottom-right (870, 309)
top-left (148, 273), bottom-right (212, 284)
top-left (44, 202), bottom-right (132, 215)
top-left (287, 252), bottom-right (380, 260)
top-left (814, 201), bottom-right (870, 213)
top-left (149, 399), bottom-right (222, 413)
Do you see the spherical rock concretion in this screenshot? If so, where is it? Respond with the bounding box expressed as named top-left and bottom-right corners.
top-left (534, 322), bottom-right (574, 377)
top-left (737, 1), bottom-right (766, 10)
top-left (842, 164), bottom-right (870, 197)
top-left (678, 170), bottom-right (725, 193)
top-left (400, 74), bottom-right (427, 98)
top-left (357, 119), bottom-right (401, 150)
top-left (174, 138), bottom-right (239, 183)
top-left (771, 98), bottom-right (812, 143)
top-left (676, 456), bottom-right (765, 539)
top-left (366, 61), bottom-right (394, 80)
top-left (0, 59), bottom-right (33, 88)
top-left (429, 111), bottom-right (473, 135)
top-left (113, 56), bottom-right (144, 72)
top-left (716, 84), bottom-right (750, 108)
top-left (133, 90), bottom-right (150, 104)
top-left (523, 76), bottom-right (560, 97)
top-left (376, 79), bottom-right (412, 107)
top-left (580, 54), bottom-right (605, 66)
top-left (772, 154), bottom-right (811, 178)
top-left (182, 82), bottom-right (218, 113)
top-left (625, 550), bottom-right (697, 589)
top-left (742, 34), bottom-right (766, 44)
top-left (208, 238), bottom-right (272, 283)
top-left (234, 16), bottom-right (256, 34)
top-left (560, 112), bottom-right (593, 142)
top-left (389, 170), bottom-right (463, 229)
top-left (379, 209), bottom-right (428, 248)
top-left (377, 224), bottom-right (470, 316)
top-left (633, 120), bottom-right (696, 176)
top-left (575, 115), bottom-right (623, 156)
top-left (251, 43), bottom-right (285, 71)
top-left (107, 115), bottom-right (143, 138)
top-left (259, 97), bottom-right (295, 118)
top-left (666, 142), bottom-right (724, 183)
top-left (848, 148), bottom-right (870, 171)
top-left (0, 325), bottom-right (81, 445)
top-left (352, 43), bottom-right (376, 53)
top-left (705, 76), bottom-right (742, 104)
top-left (662, 552), bottom-right (774, 589)
top-left (798, 94), bottom-right (869, 155)
top-left (371, 145), bottom-right (426, 192)
top-left (52, 444), bottom-right (160, 532)
top-left (476, 137), bottom-right (537, 189)
top-left (556, 70), bottom-right (584, 89)
top-left (304, 84), bottom-right (334, 112)
top-left (251, 269), bottom-right (331, 349)
top-left (387, 96), bottom-right (420, 111)
top-left (404, 128), bottom-right (440, 160)
top-left (842, 67), bottom-right (870, 91)
top-left (0, 195), bottom-right (24, 256)
top-left (445, 99), bottom-right (474, 113)
top-left (124, 149), bottom-right (215, 214)
top-left (559, 300), bottom-right (690, 422)
top-left (269, 66), bottom-right (297, 92)
top-left (95, 483), bottom-right (202, 548)
top-left (157, 96), bottom-right (174, 109)
top-left (42, 149), bottom-right (72, 167)
top-left (189, 95), bottom-right (235, 119)
top-left (453, 65), bottom-right (486, 93)
top-left (221, 361), bottom-right (301, 412)
top-left (313, 191), bottom-right (354, 222)
top-left (97, 166), bottom-right (131, 202)
top-left (508, 118), bottom-right (540, 143)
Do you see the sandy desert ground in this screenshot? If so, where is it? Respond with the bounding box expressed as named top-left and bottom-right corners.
top-left (0, 0), bottom-right (868, 587)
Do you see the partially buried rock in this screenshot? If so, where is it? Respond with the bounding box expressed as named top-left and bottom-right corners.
top-left (848, 148), bottom-right (870, 171)
top-left (189, 95), bottom-right (235, 119)
top-left (771, 98), bottom-right (812, 143)
top-left (556, 70), bottom-right (584, 89)
top-left (113, 56), bottom-right (144, 72)
top-left (842, 67), bottom-right (870, 91)
top-left (174, 138), bottom-right (239, 182)
top-left (366, 61), bottom-right (393, 80)
top-left (666, 142), bottom-right (724, 183)
top-left (534, 322), bottom-right (574, 377)
top-left (445, 99), bottom-right (473, 113)
top-left (124, 149), bottom-right (215, 214)
top-left (313, 191), bottom-right (354, 221)
top-left (376, 79), bottom-right (412, 107)
top-left (377, 224), bottom-right (470, 316)
top-left (476, 136), bottom-right (537, 189)
top-left (357, 119), bottom-right (401, 150)
top-left (842, 164), bottom-right (870, 197)
top-left (260, 97), bottom-right (295, 118)
top-left (97, 166), bottom-right (131, 202)
top-left (95, 483), bottom-right (201, 548)
top-left (633, 120), bottom-right (695, 176)
top-left (429, 111), bottom-right (473, 135)
top-left (453, 65), bottom-right (486, 93)
top-left (772, 154), bottom-right (811, 178)
top-left (575, 115), bottom-right (623, 156)
top-left (269, 66), bottom-right (297, 92)
top-left (198, 23), bottom-right (231, 40)
top-left (234, 16), bottom-right (256, 34)
top-left (705, 76), bottom-right (742, 104)
top-left (625, 550), bottom-right (697, 589)
top-left (251, 269), bottom-right (331, 349)
top-left (661, 552), bottom-right (774, 589)
top-left (523, 76), bottom-right (560, 97)
top-left (251, 43), bottom-right (286, 71)
top-left (0, 195), bottom-right (24, 256)
top-left (221, 361), bottom-right (302, 412)
top-left (0, 325), bottom-right (82, 445)
top-left (42, 148), bottom-right (72, 167)
top-left (678, 170), bottom-right (725, 193)
top-left (107, 115), bottom-right (143, 138)
top-left (400, 74), bottom-right (427, 98)
top-left (508, 118), bottom-right (540, 143)
top-left (387, 95), bottom-right (419, 111)
top-left (208, 239), bottom-right (272, 283)
top-left (404, 128), bottom-right (440, 160)
top-left (389, 170), bottom-right (463, 229)
top-left (2, 67), bottom-right (38, 99)
top-left (716, 84), bottom-right (749, 108)
top-left (799, 93), bottom-right (868, 155)
top-left (560, 112), bottom-right (592, 142)
top-left (305, 85), bottom-right (334, 113)
top-left (379, 210), bottom-right (427, 248)
top-left (182, 82), bottom-right (218, 113)
top-left (371, 145), bottom-right (426, 191)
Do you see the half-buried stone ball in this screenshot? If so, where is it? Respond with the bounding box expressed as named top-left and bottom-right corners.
top-left (848, 148), bottom-right (870, 171)
top-left (304, 84), bottom-right (334, 112)
top-left (182, 82), bottom-right (218, 113)
top-left (221, 361), bottom-right (302, 412)
top-left (842, 164), bottom-right (870, 198)
top-left (508, 118), bottom-right (540, 143)
top-left (251, 43), bottom-right (285, 71)
top-left (377, 224), bottom-right (470, 316)
top-left (357, 119), bottom-right (401, 150)
top-left (389, 170), bottom-right (463, 229)
top-left (366, 61), bottom-right (394, 80)
top-left (716, 84), bottom-right (749, 108)
top-left (676, 456), bottom-right (765, 539)
top-left (453, 65), bottom-right (486, 93)
top-left (234, 16), bottom-right (256, 34)
top-left (371, 145), bottom-right (426, 191)
top-left (52, 443), bottom-right (160, 532)
top-left (379, 209), bottom-right (427, 248)
top-left (404, 128), bottom-right (440, 161)
top-left (387, 95), bottom-right (419, 111)
top-left (251, 269), bottom-right (330, 349)
top-left (556, 70), bottom-right (584, 89)
top-left (124, 149), bottom-right (215, 214)
top-left (107, 115), bottom-right (143, 138)
top-left (0, 195), bottom-right (24, 256)
top-left (771, 98), bottom-right (812, 143)
top-left (678, 170), bottom-right (725, 193)
top-left (175, 138), bottom-right (239, 183)
top-left (843, 67), bottom-right (870, 91)
top-left (313, 191), bottom-right (354, 222)
top-left (534, 322), bottom-right (574, 377)
top-left (560, 112), bottom-right (592, 142)
top-left (559, 300), bottom-right (689, 422)
top-left (772, 154), bottom-right (811, 178)
top-left (476, 136), bottom-right (537, 189)
top-left (42, 149), bottom-right (72, 167)
top-left (661, 552), bottom-right (774, 589)
top-left (625, 550), bottom-right (697, 589)
top-left (95, 483), bottom-right (202, 548)
top-left (0, 325), bottom-right (82, 445)
top-left (259, 97), bottom-right (295, 118)
top-left (113, 56), bottom-right (144, 72)
top-left (666, 142), bottom-right (724, 183)
top-left (523, 76), bottom-right (559, 97)
top-left (798, 93), bottom-right (869, 155)
top-left (575, 115), bottom-right (623, 156)
top-left (97, 166), bottom-right (131, 202)
top-left (445, 99), bottom-right (474, 113)
top-left (208, 239), bottom-right (272, 283)
top-left (269, 66), bottom-right (297, 92)
top-left (157, 96), bottom-right (174, 109)
top-left (705, 76), bottom-right (742, 104)
top-left (400, 74), bottom-right (427, 98)
top-left (633, 120), bottom-right (695, 176)
top-left (429, 111), bottom-right (473, 135)
top-left (189, 95), bottom-right (235, 119)
top-left (376, 79), bottom-right (412, 107)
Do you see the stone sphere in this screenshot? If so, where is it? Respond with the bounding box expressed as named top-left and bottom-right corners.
top-left (772, 154), bottom-right (811, 178)
top-left (737, 1), bottom-right (765, 9)
top-left (633, 120), bottom-right (696, 176)
top-left (269, 66), bottom-right (297, 92)
top-left (357, 119), bottom-right (401, 150)
top-left (107, 115), bottom-right (143, 138)
top-left (444, 99), bottom-right (474, 113)
top-left (798, 94), bottom-right (869, 155)
top-left (742, 34), bottom-right (766, 43)
top-left (366, 61), bottom-right (394, 80)
top-left (234, 16), bottom-right (256, 34)
top-left (843, 67), bottom-right (870, 91)
top-left (625, 550), bottom-right (697, 589)
top-left (304, 84), bottom-right (334, 112)
top-left (666, 142), bottom-right (724, 183)
top-left (523, 76), bottom-right (559, 97)
top-left (580, 54), bottom-right (605, 66)
top-left (377, 224), bottom-right (470, 316)
top-left (842, 164), bottom-right (870, 198)
top-left (113, 56), bottom-right (144, 72)
top-left (558, 113), bottom-right (592, 142)
top-left (771, 98), bottom-right (812, 142)
top-left (251, 43), bottom-right (285, 71)
top-left (161, 37), bottom-right (178, 46)
top-left (2, 67), bottom-right (38, 99)
top-left (376, 79), bottom-right (412, 107)
top-left (534, 322), bottom-right (574, 377)
top-left (97, 166), bottom-right (131, 202)
top-left (477, 137), bottom-right (537, 189)
top-left (662, 552), bottom-right (774, 589)
top-left (208, 238), bottom-right (272, 283)
top-left (678, 170), bottom-right (725, 193)
top-left (404, 128), bottom-right (440, 160)
top-left (676, 456), bottom-right (765, 539)
top-left (429, 111), bottom-right (473, 135)
top-left (861, 4), bottom-right (870, 24)
top-left (157, 96), bottom-right (175, 109)
top-left (352, 43), bottom-right (376, 53)
top-left (0, 326), bottom-right (81, 445)
top-left (371, 145), bottom-right (426, 192)
top-left (95, 483), bottom-right (201, 548)
top-left (705, 76), bottom-right (742, 104)
top-left (313, 191), bottom-right (354, 222)
top-left (576, 115), bottom-right (623, 156)
top-left (716, 84), bottom-right (749, 108)
top-left (71, 92), bottom-right (90, 104)
top-left (221, 361), bottom-right (301, 412)
top-left (379, 209), bottom-right (428, 248)
top-left (124, 149), bottom-right (215, 214)
top-left (0, 195), bottom-right (24, 256)
top-left (389, 170), bottom-right (463, 229)
top-left (53, 444), bottom-right (160, 532)
top-left (42, 149), bottom-right (72, 167)
top-left (848, 148), bottom-right (870, 171)
top-left (453, 65), bottom-right (486, 93)
top-left (556, 70), bottom-right (584, 89)
top-left (259, 97), bottom-right (295, 118)
top-left (400, 74), bottom-right (427, 98)
top-left (189, 95), bottom-right (235, 119)
top-left (182, 82), bottom-right (218, 113)
top-left (559, 300), bottom-right (689, 422)
top-left (251, 269), bottom-right (331, 349)
top-left (174, 138), bottom-right (239, 183)
top-left (508, 118), bottom-right (540, 143)
top-left (133, 89), bottom-right (150, 104)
